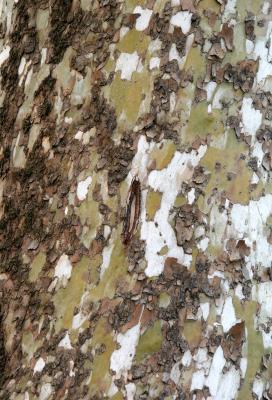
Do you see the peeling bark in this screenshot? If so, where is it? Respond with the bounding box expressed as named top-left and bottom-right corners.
top-left (1, 0), bottom-right (272, 399)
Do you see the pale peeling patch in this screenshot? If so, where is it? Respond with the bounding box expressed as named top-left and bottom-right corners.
top-left (110, 323), bottom-right (141, 379)
top-left (228, 194), bottom-right (272, 272)
top-left (77, 176), bottom-right (92, 201)
top-left (187, 188), bottom-right (195, 204)
top-left (72, 291), bottom-right (91, 330)
top-left (133, 6), bottom-right (152, 31)
top-left (58, 331), bottom-right (73, 349)
top-left (39, 383), bottom-right (52, 400)
top-left (170, 360), bottom-right (182, 385)
top-left (205, 81), bottom-right (217, 102)
top-left (28, 124), bottom-right (40, 152)
top-left (0, 45), bottom-right (10, 66)
top-left (128, 135), bottom-right (155, 184)
top-left (170, 11), bottom-right (192, 34)
top-left (262, 1), bottom-right (270, 14)
top-left (33, 357), bottom-right (45, 374)
top-left (253, 22), bottom-right (272, 89)
top-left (222, 0), bottom-right (237, 22)
top-left (141, 145), bottom-right (207, 277)
top-left (190, 370), bottom-right (205, 391)
top-left (240, 357), bottom-right (247, 378)
top-left (215, 366), bottom-right (240, 400)
top-left (54, 254), bottom-right (72, 287)
top-left (261, 331), bottom-right (272, 349)
top-left (41, 48), bottom-right (47, 65)
top-left (115, 52), bottom-right (142, 80)
top-left (200, 302), bottom-right (210, 321)
top-left (18, 57), bottom-right (26, 76)
top-left (205, 346), bottom-right (226, 396)
top-left (221, 296), bottom-right (238, 333)
top-left (253, 378), bottom-right (265, 399)
top-left (197, 237), bottom-right (209, 252)
top-left (240, 97), bottom-right (262, 141)
top-left (182, 349), bottom-right (192, 367)
top-left (149, 56), bottom-right (160, 70)
top-left (210, 205), bottom-right (228, 248)
top-left (252, 282), bottom-right (272, 324)
top-left (169, 34), bottom-right (194, 69)
top-left (235, 284), bottom-right (245, 300)
top-left (169, 43), bottom-right (183, 66)
top-left (12, 133), bottom-right (26, 169)
top-left (125, 383), bottom-right (136, 400)
top-left (75, 130), bottom-right (83, 140)
top-left (194, 348), bottom-right (210, 374)
top-left (246, 39), bottom-right (254, 55)
top-left (100, 242), bottom-right (114, 278)
top-left (42, 137), bottom-right (50, 154)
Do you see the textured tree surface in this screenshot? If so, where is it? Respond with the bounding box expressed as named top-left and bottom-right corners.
top-left (1, 0), bottom-right (272, 399)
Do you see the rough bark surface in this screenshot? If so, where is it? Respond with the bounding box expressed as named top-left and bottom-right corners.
top-left (1, 0), bottom-right (272, 399)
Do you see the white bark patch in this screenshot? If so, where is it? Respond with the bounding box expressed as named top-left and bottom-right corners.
top-left (253, 378), bottom-right (265, 399)
top-left (262, 1), bottom-right (270, 14)
top-left (34, 357), bottom-right (45, 374)
top-left (205, 81), bottom-right (217, 102)
top-left (252, 22), bottom-right (272, 89)
top-left (200, 302), bottom-right (210, 321)
top-left (39, 383), bottom-right (52, 400)
top-left (142, 145), bottom-right (207, 277)
top-left (170, 360), bottom-right (182, 385)
top-left (190, 370), bottom-right (205, 391)
top-left (100, 242), bottom-right (114, 278)
top-left (194, 348), bottom-right (210, 373)
top-left (170, 11), bottom-right (192, 34)
top-left (210, 205), bottom-right (228, 248)
top-left (205, 346), bottom-right (226, 396)
top-left (223, 0), bottom-right (237, 22)
top-left (240, 97), bottom-right (262, 139)
top-left (0, 45), bottom-right (10, 66)
top-left (197, 237), bottom-right (209, 252)
top-left (215, 366), bottom-right (240, 400)
top-left (115, 52), bottom-right (142, 80)
top-left (229, 194), bottom-right (272, 271)
top-left (72, 292), bottom-right (90, 330)
top-left (149, 57), bottom-right (160, 70)
top-left (125, 383), bottom-right (136, 400)
top-left (187, 188), bottom-right (195, 205)
top-left (182, 349), bottom-right (192, 367)
top-left (110, 323), bottom-right (141, 379)
top-left (169, 43), bottom-right (183, 66)
top-left (128, 135), bottom-right (155, 183)
top-left (240, 357), bottom-right (247, 378)
top-left (54, 254), bottom-right (72, 288)
top-left (133, 6), bottom-right (152, 31)
top-left (77, 176), bottom-right (92, 201)
top-left (221, 296), bottom-right (237, 332)
top-left (169, 34), bottom-right (194, 68)
top-left (252, 282), bottom-right (272, 324)
top-left (58, 331), bottom-right (73, 349)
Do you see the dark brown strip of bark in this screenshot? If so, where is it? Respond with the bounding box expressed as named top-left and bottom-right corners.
top-left (122, 176), bottom-right (141, 245)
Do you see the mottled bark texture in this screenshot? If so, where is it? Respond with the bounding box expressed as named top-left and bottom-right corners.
top-left (1, 0), bottom-right (272, 399)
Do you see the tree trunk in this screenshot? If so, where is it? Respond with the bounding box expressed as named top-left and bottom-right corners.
top-left (1, 0), bottom-right (272, 399)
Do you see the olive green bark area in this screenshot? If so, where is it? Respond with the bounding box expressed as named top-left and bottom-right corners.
top-left (135, 320), bottom-right (163, 362)
top-left (234, 298), bottom-right (265, 400)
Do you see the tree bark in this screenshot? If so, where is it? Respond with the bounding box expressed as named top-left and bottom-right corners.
top-left (1, 0), bottom-right (272, 399)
